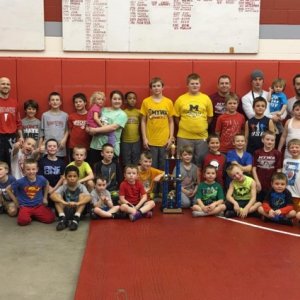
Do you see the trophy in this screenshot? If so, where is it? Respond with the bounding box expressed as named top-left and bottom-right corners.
top-left (169, 139), bottom-right (176, 159)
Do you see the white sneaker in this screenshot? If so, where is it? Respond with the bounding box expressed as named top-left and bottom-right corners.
top-left (192, 211), bottom-right (207, 217)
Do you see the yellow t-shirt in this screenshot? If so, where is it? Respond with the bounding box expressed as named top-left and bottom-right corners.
top-left (140, 96), bottom-right (175, 146)
top-left (138, 166), bottom-right (164, 194)
top-left (174, 92), bottom-right (213, 139)
top-left (122, 108), bottom-right (140, 143)
top-left (67, 161), bottom-right (92, 180)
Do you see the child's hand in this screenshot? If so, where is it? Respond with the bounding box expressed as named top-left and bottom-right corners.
top-left (233, 203), bottom-right (240, 214)
top-left (202, 206), bottom-right (209, 213)
top-left (269, 87), bottom-right (273, 93)
top-left (142, 138), bottom-right (150, 150)
top-left (274, 209), bottom-right (281, 215)
top-left (239, 207), bottom-right (249, 218)
top-left (43, 198), bottom-right (48, 206)
top-left (69, 201), bottom-right (78, 207)
top-left (268, 210), bottom-right (276, 218)
top-left (14, 141), bottom-right (21, 149)
top-left (207, 203), bottom-right (216, 211)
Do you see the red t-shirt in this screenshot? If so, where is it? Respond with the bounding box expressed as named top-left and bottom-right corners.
top-left (119, 180), bottom-right (146, 205)
top-left (215, 112), bottom-right (245, 153)
top-left (200, 152), bottom-right (226, 187)
top-left (68, 112), bottom-right (91, 149)
top-left (0, 96), bottom-right (22, 134)
top-left (253, 148), bottom-right (282, 191)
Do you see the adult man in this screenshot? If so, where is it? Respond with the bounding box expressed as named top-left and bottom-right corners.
top-left (174, 73), bottom-right (213, 163)
top-left (209, 74), bottom-right (232, 132)
top-left (287, 74), bottom-right (300, 117)
top-left (242, 69), bottom-right (286, 122)
top-left (0, 77), bottom-right (23, 167)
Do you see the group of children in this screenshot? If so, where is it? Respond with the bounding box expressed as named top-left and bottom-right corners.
top-left (1, 74), bottom-right (300, 231)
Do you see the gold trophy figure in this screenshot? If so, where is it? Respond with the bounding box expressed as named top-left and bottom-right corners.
top-left (170, 140), bottom-right (176, 159)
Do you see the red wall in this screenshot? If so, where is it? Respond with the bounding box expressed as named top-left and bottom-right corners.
top-left (1, 57), bottom-right (300, 118)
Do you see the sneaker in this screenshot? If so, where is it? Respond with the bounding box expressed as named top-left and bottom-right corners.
top-left (90, 209), bottom-right (100, 220)
top-left (129, 211), bottom-right (142, 222)
top-left (224, 210), bottom-right (236, 218)
top-left (56, 216), bottom-right (68, 231)
top-left (69, 216), bottom-right (80, 231)
top-left (111, 211), bottom-right (127, 219)
top-left (143, 211), bottom-right (153, 218)
top-left (192, 211), bottom-right (207, 217)
top-left (272, 215), bottom-right (293, 226)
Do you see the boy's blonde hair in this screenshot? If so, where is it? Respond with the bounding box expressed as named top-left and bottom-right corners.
top-left (262, 130), bottom-right (276, 139)
top-left (271, 78), bottom-right (286, 89)
top-left (288, 138), bottom-right (300, 149)
top-left (149, 77), bottom-right (164, 88)
top-left (225, 92), bottom-right (239, 105)
top-left (0, 161), bottom-right (9, 170)
top-left (179, 145), bottom-right (193, 156)
top-left (226, 163), bottom-right (242, 175)
top-left (140, 151), bottom-right (152, 161)
top-left (90, 91), bottom-right (105, 106)
top-left (186, 73), bottom-right (200, 84)
top-left (73, 146), bottom-right (87, 155)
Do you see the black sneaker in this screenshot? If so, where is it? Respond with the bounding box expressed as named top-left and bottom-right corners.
top-left (272, 215), bottom-right (293, 226)
top-left (90, 208), bottom-right (100, 220)
top-left (69, 215), bottom-right (80, 231)
top-left (111, 211), bottom-right (127, 219)
top-left (225, 210), bottom-right (236, 218)
top-left (56, 216), bottom-right (68, 231)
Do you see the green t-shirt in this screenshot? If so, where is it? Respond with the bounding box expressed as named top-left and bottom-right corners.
top-left (195, 181), bottom-right (224, 206)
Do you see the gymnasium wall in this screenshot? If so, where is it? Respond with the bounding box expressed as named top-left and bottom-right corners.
top-left (1, 57), bottom-right (300, 118)
top-left (1, 1), bottom-right (300, 117)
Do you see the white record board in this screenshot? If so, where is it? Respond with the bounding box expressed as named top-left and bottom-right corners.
top-left (63, 0), bottom-right (260, 53)
top-left (0, 0), bottom-right (44, 50)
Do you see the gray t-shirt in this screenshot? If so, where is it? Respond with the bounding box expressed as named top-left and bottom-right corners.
top-left (56, 183), bottom-right (89, 202)
top-left (41, 110), bottom-right (68, 157)
top-left (22, 117), bottom-right (41, 145)
top-left (90, 189), bottom-right (111, 209)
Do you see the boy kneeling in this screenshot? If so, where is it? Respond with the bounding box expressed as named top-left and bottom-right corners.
top-left (119, 165), bottom-right (155, 222)
top-left (51, 165), bottom-right (91, 231)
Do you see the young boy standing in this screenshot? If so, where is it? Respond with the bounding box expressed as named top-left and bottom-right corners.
top-left (245, 96), bottom-right (275, 155)
top-left (174, 145), bottom-right (198, 208)
top-left (68, 93), bottom-right (91, 162)
top-left (215, 93), bottom-right (245, 153)
top-left (0, 161), bottom-right (17, 216)
top-left (282, 139), bottom-right (300, 214)
top-left (93, 143), bottom-right (122, 205)
top-left (121, 91), bottom-right (141, 166)
top-left (119, 165), bottom-right (155, 222)
top-left (6, 159), bottom-right (55, 226)
top-left (258, 172), bottom-right (296, 225)
top-left (174, 73), bottom-right (213, 163)
top-left (138, 151), bottom-right (164, 200)
top-left (141, 77), bottom-right (175, 170)
top-left (40, 92), bottom-right (68, 159)
top-left (50, 165), bottom-right (91, 231)
top-left (225, 164), bottom-right (260, 218)
top-left (192, 165), bottom-right (225, 217)
top-left (21, 99), bottom-right (41, 146)
top-left (252, 131), bottom-right (282, 201)
top-left (67, 146), bottom-right (94, 192)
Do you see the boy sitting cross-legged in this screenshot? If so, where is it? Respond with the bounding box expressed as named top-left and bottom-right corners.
top-left (50, 165), bottom-right (91, 231)
top-left (119, 165), bottom-right (155, 222)
top-left (258, 172), bottom-right (296, 225)
top-left (225, 164), bottom-right (261, 218)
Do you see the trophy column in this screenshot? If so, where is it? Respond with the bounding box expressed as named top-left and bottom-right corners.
top-left (162, 140), bottom-right (182, 213)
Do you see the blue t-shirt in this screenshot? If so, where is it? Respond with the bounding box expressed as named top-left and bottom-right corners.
top-left (269, 92), bottom-right (288, 113)
top-left (265, 189), bottom-right (293, 210)
top-left (38, 156), bottom-right (66, 187)
top-left (11, 175), bottom-right (48, 207)
top-left (0, 175), bottom-right (16, 202)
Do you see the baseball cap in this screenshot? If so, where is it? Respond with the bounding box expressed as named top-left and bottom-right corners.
top-left (251, 69), bottom-right (264, 80)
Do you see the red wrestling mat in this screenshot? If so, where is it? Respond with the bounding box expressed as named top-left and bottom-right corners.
top-left (75, 209), bottom-right (300, 300)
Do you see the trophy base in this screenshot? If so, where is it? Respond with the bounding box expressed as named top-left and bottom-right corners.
top-left (162, 207), bottom-right (183, 214)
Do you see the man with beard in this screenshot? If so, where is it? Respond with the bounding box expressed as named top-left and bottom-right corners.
top-left (0, 77), bottom-right (23, 168)
top-left (287, 74), bottom-right (300, 117)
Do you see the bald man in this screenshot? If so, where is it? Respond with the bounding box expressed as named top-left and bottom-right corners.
top-left (0, 77), bottom-right (23, 167)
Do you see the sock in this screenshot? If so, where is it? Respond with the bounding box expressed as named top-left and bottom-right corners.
top-left (59, 213), bottom-right (65, 217)
top-left (75, 212), bottom-right (81, 218)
